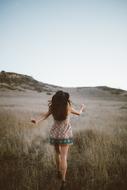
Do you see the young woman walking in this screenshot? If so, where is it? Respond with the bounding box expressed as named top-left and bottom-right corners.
top-left (31, 90), bottom-right (85, 190)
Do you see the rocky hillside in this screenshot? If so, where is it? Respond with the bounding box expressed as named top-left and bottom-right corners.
top-left (0, 71), bottom-right (126, 99)
top-left (0, 71), bottom-right (60, 93)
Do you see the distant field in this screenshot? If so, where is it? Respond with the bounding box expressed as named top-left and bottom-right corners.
top-left (0, 89), bottom-right (127, 190)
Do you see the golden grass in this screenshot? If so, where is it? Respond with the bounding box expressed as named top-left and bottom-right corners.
top-left (0, 110), bottom-right (127, 190)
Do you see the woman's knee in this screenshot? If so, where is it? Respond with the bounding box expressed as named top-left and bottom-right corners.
top-left (61, 155), bottom-right (67, 162)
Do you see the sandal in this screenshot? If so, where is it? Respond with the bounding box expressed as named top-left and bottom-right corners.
top-left (60, 180), bottom-right (66, 190)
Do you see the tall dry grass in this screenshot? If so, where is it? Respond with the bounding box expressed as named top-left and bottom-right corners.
top-left (0, 110), bottom-right (127, 190)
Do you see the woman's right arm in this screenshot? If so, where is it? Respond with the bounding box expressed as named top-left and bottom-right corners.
top-left (70, 104), bottom-right (85, 115)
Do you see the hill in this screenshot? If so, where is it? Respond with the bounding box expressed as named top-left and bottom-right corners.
top-left (0, 71), bottom-right (126, 99)
top-left (0, 72), bottom-right (127, 190)
top-left (0, 71), bottom-right (60, 93)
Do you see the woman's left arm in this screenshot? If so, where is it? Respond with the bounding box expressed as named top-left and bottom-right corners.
top-left (31, 111), bottom-right (51, 124)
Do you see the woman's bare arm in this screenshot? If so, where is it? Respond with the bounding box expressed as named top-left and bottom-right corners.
top-left (70, 104), bottom-right (85, 115)
top-left (31, 111), bottom-right (51, 124)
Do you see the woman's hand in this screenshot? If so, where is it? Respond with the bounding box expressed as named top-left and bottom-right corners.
top-left (31, 118), bottom-right (38, 124)
top-left (31, 111), bottom-right (51, 125)
top-left (80, 104), bottom-right (86, 112)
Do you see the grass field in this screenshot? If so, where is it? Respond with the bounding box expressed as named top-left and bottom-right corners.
top-left (0, 105), bottom-right (127, 190)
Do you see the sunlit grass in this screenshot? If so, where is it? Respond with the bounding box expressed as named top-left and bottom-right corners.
top-left (0, 110), bottom-right (127, 190)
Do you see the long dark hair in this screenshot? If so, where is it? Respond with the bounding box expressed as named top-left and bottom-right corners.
top-left (49, 90), bottom-right (71, 121)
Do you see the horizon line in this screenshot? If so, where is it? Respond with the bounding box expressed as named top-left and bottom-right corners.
top-left (0, 70), bottom-right (127, 91)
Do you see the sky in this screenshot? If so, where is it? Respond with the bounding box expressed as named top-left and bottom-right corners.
top-left (0, 0), bottom-right (127, 90)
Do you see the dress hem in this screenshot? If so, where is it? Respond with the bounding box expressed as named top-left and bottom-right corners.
top-left (49, 138), bottom-right (73, 145)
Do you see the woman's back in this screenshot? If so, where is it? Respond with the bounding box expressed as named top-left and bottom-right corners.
top-left (49, 91), bottom-right (71, 121)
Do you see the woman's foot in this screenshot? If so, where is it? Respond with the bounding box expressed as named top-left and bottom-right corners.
top-left (60, 180), bottom-right (66, 190)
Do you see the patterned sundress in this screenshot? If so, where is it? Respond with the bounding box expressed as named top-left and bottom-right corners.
top-left (49, 115), bottom-right (73, 145)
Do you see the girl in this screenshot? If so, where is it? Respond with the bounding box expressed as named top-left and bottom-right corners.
top-left (31, 90), bottom-right (85, 190)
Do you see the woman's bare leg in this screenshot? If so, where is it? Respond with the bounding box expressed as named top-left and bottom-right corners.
top-left (60, 144), bottom-right (69, 181)
top-left (54, 145), bottom-right (61, 171)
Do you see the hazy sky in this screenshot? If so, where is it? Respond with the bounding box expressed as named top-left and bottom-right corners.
top-left (0, 0), bottom-right (127, 89)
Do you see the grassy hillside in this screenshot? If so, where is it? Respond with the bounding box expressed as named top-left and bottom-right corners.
top-left (0, 71), bottom-right (127, 190)
top-left (0, 109), bottom-right (127, 190)
top-left (0, 71), bottom-right (59, 93)
top-left (0, 71), bottom-right (127, 99)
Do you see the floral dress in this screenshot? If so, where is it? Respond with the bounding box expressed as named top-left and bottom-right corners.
top-left (49, 115), bottom-right (73, 145)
